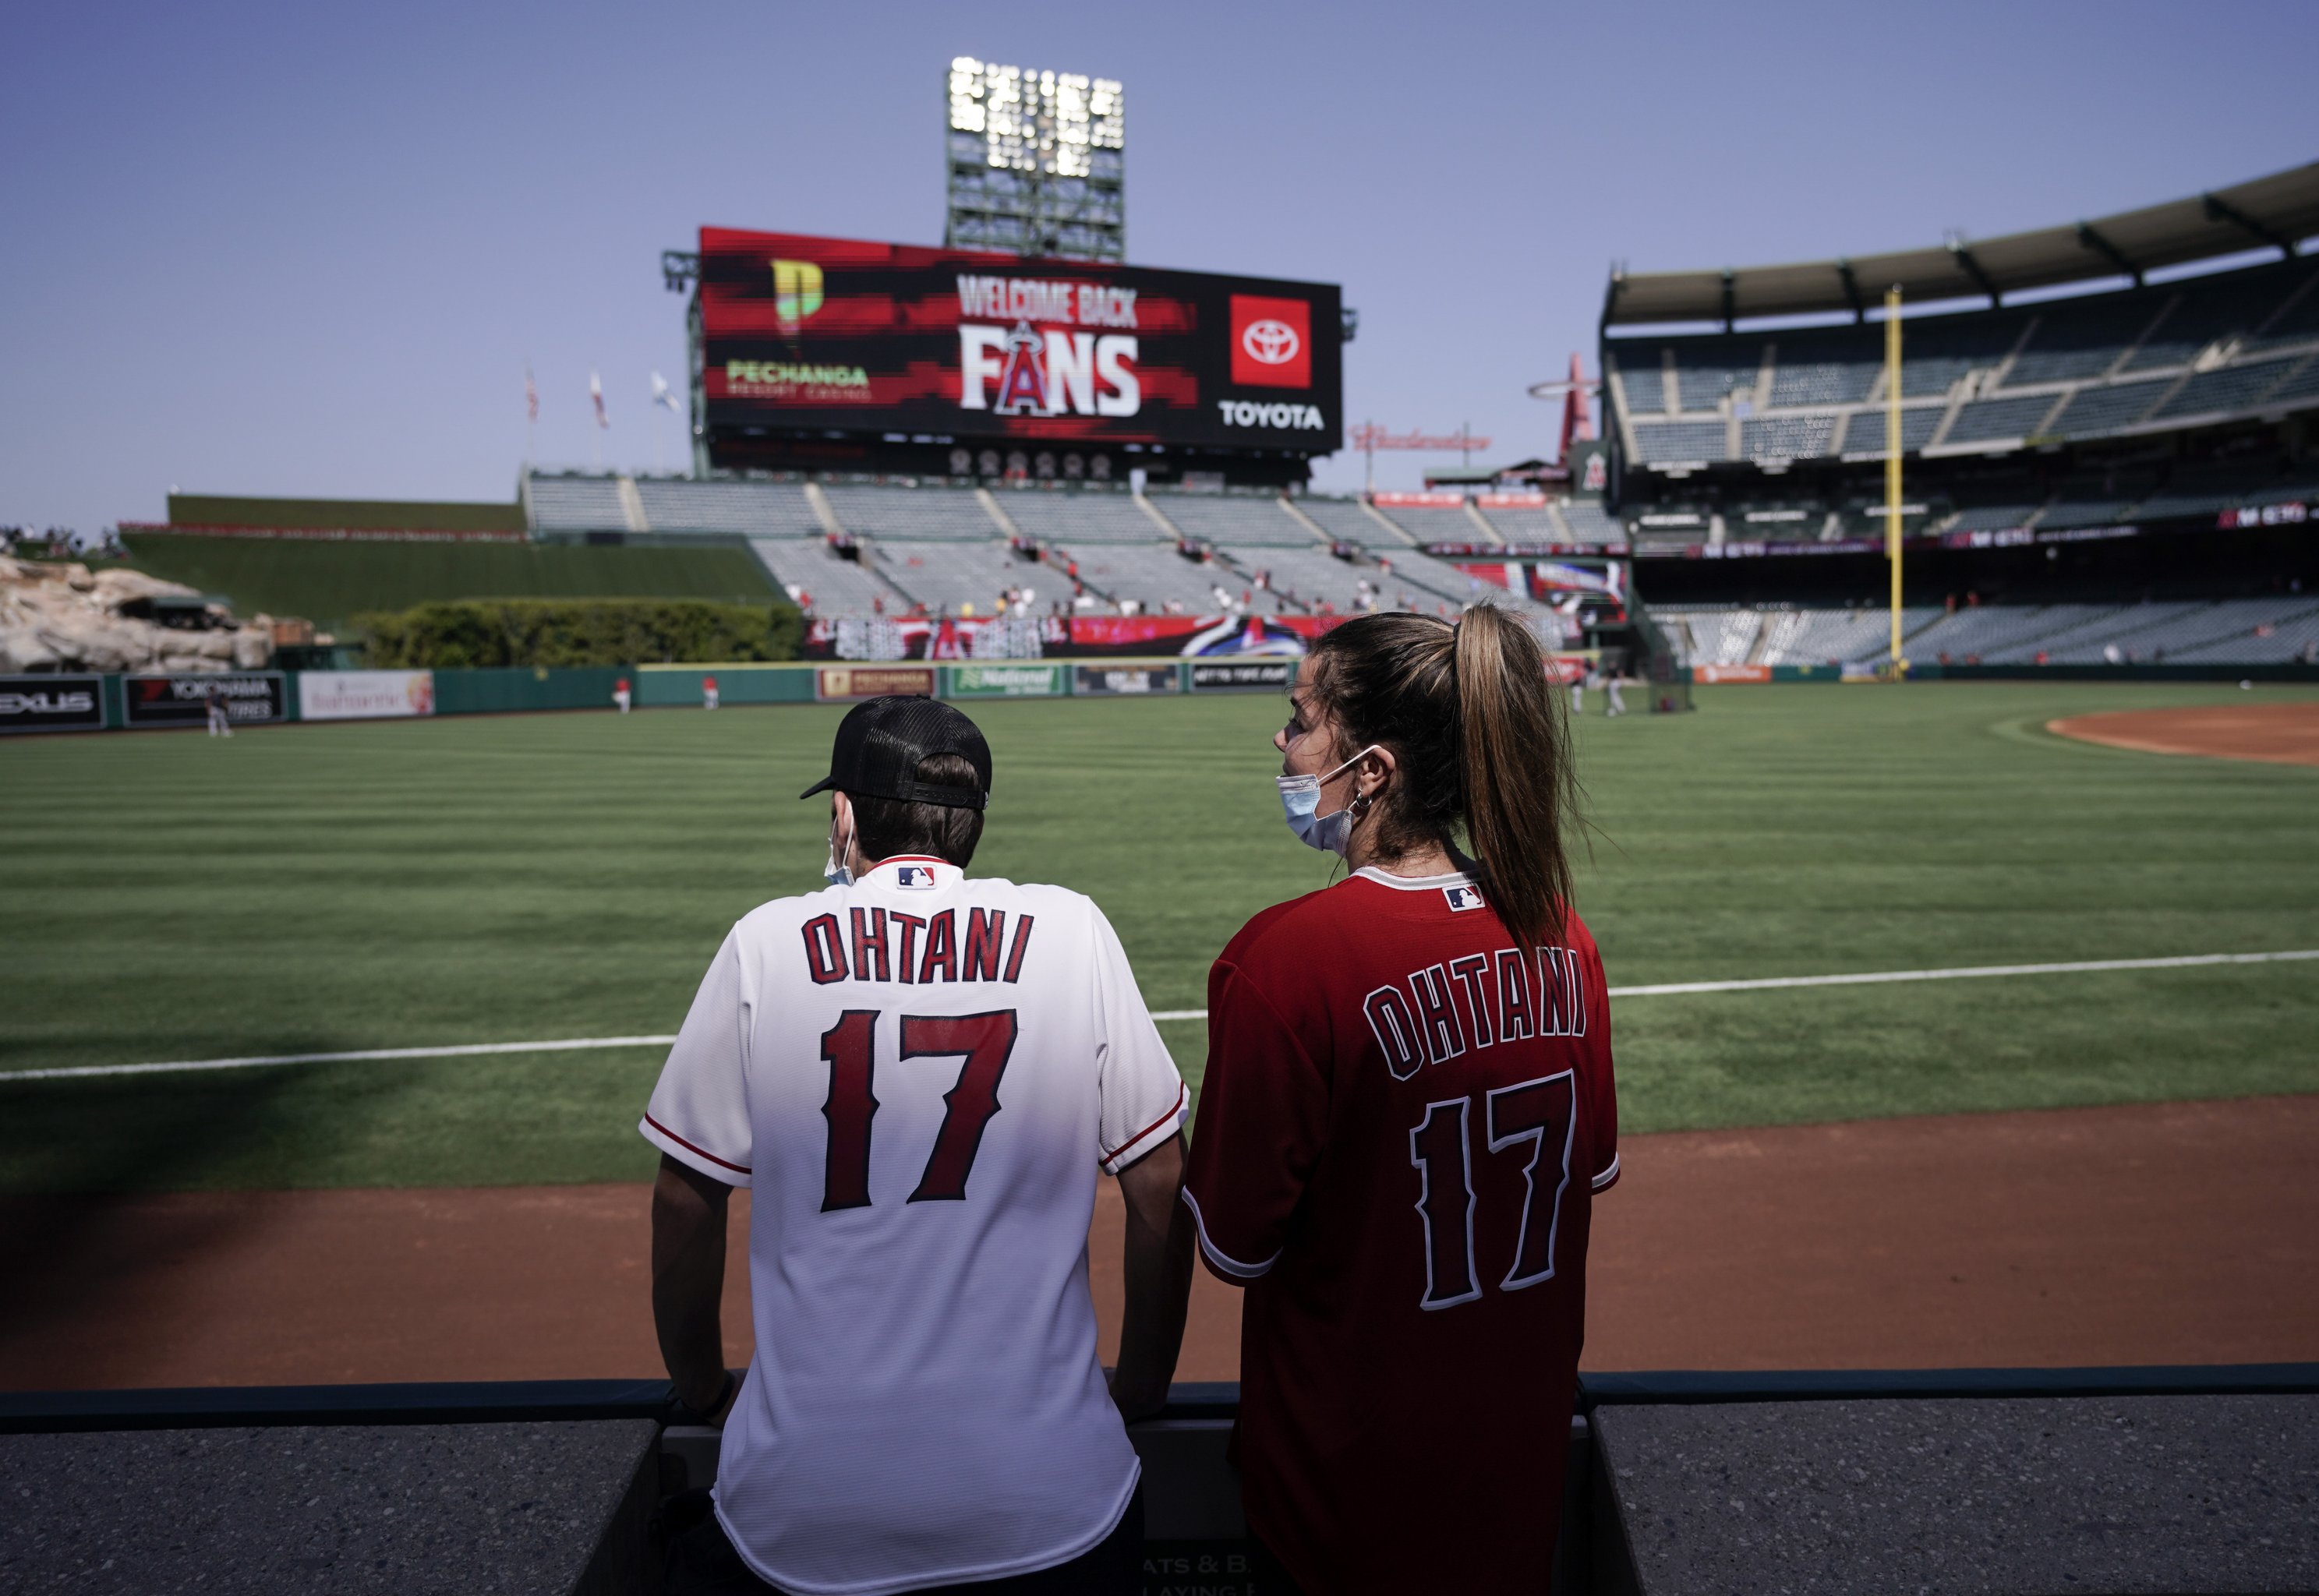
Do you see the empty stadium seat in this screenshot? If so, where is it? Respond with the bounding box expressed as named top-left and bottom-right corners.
top-left (636, 478), bottom-right (823, 537)
top-left (996, 489), bottom-right (1165, 544)
top-left (822, 486), bottom-right (1002, 540)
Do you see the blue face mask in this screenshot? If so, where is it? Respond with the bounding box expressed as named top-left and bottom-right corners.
top-left (825, 814), bottom-right (854, 886)
top-left (1277, 746), bottom-right (1380, 856)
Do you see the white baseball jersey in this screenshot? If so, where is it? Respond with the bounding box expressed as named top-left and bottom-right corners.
top-left (641, 854), bottom-right (1187, 1596)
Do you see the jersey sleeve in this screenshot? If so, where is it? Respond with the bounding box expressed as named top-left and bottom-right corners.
top-left (1087, 902), bottom-right (1187, 1174)
top-left (1180, 951), bottom-right (1330, 1284)
top-left (640, 927), bottom-right (756, 1187)
top-left (1580, 936), bottom-right (1620, 1193)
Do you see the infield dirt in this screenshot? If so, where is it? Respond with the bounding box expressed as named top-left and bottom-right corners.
top-left (2049, 700), bottom-right (2319, 765)
top-left (8, 1093), bottom-right (2312, 1389)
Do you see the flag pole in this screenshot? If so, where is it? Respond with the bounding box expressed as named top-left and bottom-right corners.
top-left (1885, 287), bottom-right (1904, 669)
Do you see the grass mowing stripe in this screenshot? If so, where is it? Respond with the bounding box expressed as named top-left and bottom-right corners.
top-left (5, 683), bottom-right (2314, 1195)
top-left (16, 948), bottom-right (2314, 1083)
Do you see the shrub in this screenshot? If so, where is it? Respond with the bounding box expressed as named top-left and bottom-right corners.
top-left (359, 598), bottom-right (802, 668)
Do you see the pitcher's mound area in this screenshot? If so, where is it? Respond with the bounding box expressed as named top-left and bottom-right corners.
top-left (2049, 701), bottom-right (2319, 766)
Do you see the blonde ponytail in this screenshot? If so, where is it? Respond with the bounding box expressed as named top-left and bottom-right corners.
top-left (1453, 605), bottom-right (1575, 951)
top-left (1306, 606), bottom-right (1579, 949)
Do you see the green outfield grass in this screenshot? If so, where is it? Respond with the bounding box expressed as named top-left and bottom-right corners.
top-left (3, 682), bottom-right (2314, 1194)
top-left (121, 535), bottom-right (776, 630)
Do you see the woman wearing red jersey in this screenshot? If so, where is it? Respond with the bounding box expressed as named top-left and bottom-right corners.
top-left (1182, 606), bottom-right (1617, 1594)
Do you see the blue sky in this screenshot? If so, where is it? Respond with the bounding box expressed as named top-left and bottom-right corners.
top-left (4, 0), bottom-right (2313, 530)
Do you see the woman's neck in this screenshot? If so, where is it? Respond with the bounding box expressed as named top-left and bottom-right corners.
top-left (1345, 831), bottom-right (1456, 878)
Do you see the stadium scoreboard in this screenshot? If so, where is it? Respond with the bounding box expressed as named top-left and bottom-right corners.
top-left (693, 228), bottom-right (1343, 484)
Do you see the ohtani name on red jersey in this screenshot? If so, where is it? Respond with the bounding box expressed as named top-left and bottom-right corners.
top-left (1362, 946), bottom-right (1586, 1081)
top-left (801, 907), bottom-right (1035, 986)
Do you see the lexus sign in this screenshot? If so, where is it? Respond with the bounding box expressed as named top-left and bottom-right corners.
top-left (0, 674), bottom-right (104, 735)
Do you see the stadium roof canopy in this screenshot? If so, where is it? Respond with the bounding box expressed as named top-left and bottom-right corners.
top-left (1603, 162), bottom-right (2319, 330)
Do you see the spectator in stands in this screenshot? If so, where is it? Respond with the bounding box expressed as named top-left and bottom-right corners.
top-left (2034, 651), bottom-right (2050, 666)
top-left (1185, 608), bottom-right (1613, 1594)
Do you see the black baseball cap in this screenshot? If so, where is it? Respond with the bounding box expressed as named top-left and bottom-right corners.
top-left (799, 695), bottom-right (993, 810)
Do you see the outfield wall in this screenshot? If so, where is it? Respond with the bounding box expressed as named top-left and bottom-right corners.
top-left (1691, 662), bottom-right (2319, 684)
top-left (0, 659), bottom-right (1302, 735)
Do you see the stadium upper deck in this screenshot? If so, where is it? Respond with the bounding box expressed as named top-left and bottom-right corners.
top-left (1603, 164), bottom-right (2319, 478)
top-left (519, 471), bottom-right (1575, 622)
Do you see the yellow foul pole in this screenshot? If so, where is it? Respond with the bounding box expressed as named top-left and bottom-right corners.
top-left (1885, 287), bottom-right (1904, 666)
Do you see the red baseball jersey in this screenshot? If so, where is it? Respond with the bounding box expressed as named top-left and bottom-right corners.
top-left (1182, 866), bottom-right (1618, 1594)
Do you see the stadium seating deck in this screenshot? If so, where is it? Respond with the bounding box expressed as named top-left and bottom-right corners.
top-left (528, 475), bottom-right (628, 533)
top-left (1603, 256), bottom-right (2319, 466)
top-left (1053, 542), bottom-right (1257, 612)
top-left (822, 486), bottom-right (1001, 541)
top-left (635, 478), bottom-right (823, 537)
top-left (1474, 505), bottom-right (1564, 542)
top-left (1944, 393), bottom-right (2063, 445)
top-left (2166, 598), bottom-right (2319, 662)
top-left (1558, 500), bottom-right (1626, 544)
top-left (1900, 604), bottom-right (2114, 660)
top-left (1215, 543), bottom-right (1397, 613)
top-left (1753, 607), bottom-right (1918, 666)
top-left (995, 489), bottom-right (1165, 544)
top-left (748, 538), bottom-right (903, 615)
top-left (1298, 497), bottom-right (1411, 546)
top-left (1611, 356), bottom-right (1667, 415)
top-left (1373, 503), bottom-right (1493, 544)
top-left (876, 541), bottom-right (1045, 613)
top-left (1151, 494), bottom-right (1319, 546)
top-left (1631, 420), bottom-right (1729, 464)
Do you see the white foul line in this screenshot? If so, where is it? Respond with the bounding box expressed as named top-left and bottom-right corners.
top-left (0, 1035), bottom-right (680, 1083)
top-left (6, 950), bottom-right (2316, 1083)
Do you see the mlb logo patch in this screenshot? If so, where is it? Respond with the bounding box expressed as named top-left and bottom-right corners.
top-left (1443, 885), bottom-right (1486, 912)
top-left (894, 866), bottom-right (938, 888)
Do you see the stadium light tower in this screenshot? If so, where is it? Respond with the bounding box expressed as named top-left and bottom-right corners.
top-left (945, 58), bottom-right (1125, 263)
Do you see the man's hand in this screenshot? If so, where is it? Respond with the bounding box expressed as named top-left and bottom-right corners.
top-left (1110, 1133), bottom-right (1193, 1425)
top-left (652, 1153), bottom-right (736, 1421)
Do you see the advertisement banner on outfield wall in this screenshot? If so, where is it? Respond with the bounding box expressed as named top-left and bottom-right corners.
top-left (299, 670), bottom-right (437, 721)
top-left (945, 662), bottom-right (1067, 698)
top-left (697, 228), bottom-right (1343, 457)
top-left (1189, 660), bottom-right (1295, 692)
top-left (122, 672), bottom-right (286, 726)
top-left (815, 665), bottom-right (938, 701)
top-left (0, 673), bottom-right (104, 734)
top-left (1073, 663), bottom-right (1182, 697)
top-left (1692, 663), bottom-right (1772, 684)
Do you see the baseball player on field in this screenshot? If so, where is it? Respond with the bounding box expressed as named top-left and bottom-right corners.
top-left (645, 695), bottom-right (1193, 1596)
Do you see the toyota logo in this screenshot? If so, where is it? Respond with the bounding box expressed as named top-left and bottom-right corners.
top-left (1241, 320), bottom-right (1300, 365)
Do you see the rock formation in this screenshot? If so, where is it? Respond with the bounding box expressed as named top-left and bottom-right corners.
top-left (0, 558), bottom-right (275, 673)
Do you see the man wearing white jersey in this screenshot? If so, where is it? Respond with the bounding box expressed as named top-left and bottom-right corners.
top-left (645, 695), bottom-right (1193, 1595)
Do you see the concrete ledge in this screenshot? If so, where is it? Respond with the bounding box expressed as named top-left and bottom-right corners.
top-left (0, 1418), bottom-right (659, 1596)
top-left (1593, 1393), bottom-right (2319, 1595)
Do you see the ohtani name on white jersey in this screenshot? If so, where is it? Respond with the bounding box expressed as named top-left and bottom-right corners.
top-left (801, 906), bottom-right (1036, 986)
top-left (1362, 946), bottom-right (1587, 1082)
